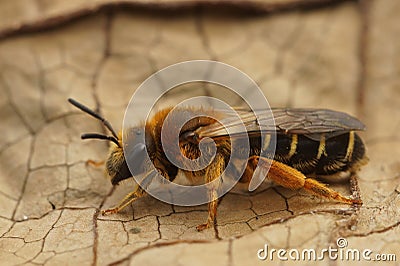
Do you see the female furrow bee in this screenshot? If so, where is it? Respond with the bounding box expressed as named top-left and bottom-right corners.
top-left (68, 98), bottom-right (368, 231)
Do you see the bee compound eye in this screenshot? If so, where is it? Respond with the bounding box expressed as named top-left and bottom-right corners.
top-left (126, 143), bottom-right (147, 175)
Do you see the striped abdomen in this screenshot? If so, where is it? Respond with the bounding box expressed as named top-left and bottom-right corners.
top-left (253, 131), bottom-right (367, 175)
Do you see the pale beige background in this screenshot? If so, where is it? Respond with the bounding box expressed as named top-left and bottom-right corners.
top-left (0, 0), bottom-right (399, 265)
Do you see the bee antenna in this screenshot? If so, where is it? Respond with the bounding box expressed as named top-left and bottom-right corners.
top-left (81, 133), bottom-right (121, 147)
top-left (68, 98), bottom-right (119, 140)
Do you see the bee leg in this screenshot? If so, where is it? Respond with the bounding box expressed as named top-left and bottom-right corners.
top-left (102, 186), bottom-right (146, 215)
top-left (196, 154), bottom-right (225, 231)
top-left (250, 156), bottom-right (361, 205)
top-left (196, 190), bottom-right (219, 231)
top-left (102, 170), bottom-right (158, 215)
top-left (86, 159), bottom-right (104, 167)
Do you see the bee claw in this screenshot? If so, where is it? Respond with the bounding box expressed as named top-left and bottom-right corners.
top-left (101, 208), bottom-right (119, 215)
top-left (86, 159), bottom-right (104, 167)
top-left (196, 223), bottom-right (211, 231)
top-left (351, 198), bottom-right (363, 206)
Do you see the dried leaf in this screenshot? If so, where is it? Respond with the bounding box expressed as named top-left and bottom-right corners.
top-left (0, 0), bottom-right (399, 265)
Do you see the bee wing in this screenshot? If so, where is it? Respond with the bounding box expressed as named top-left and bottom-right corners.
top-left (196, 108), bottom-right (366, 141)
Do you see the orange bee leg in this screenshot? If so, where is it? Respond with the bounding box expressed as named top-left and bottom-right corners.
top-left (196, 154), bottom-right (225, 231)
top-left (101, 171), bottom-right (159, 215)
top-left (102, 186), bottom-right (146, 215)
top-left (238, 161), bottom-right (258, 183)
top-left (86, 159), bottom-right (105, 167)
top-left (249, 156), bottom-right (362, 205)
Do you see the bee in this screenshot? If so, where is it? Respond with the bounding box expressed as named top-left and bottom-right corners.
top-left (68, 98), bottom-right (368, 231)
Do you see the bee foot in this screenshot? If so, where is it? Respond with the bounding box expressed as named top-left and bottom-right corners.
top-left (196, 223), bottom-right (211, 231)
top-left (350, 198), bottom-right (363, 206)
top-left (101, 208), bottom-right (119, 216)
top-left (86, 159), bottom-right (104, 167)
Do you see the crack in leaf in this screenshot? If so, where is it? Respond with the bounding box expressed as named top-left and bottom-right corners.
top-left (0, 1), bottom-right (399, 265)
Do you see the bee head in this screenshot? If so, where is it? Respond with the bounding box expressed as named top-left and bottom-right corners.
top-left (68, 98), bottom-right (133, 185)
top-left (105, 144), bottom-right (131, 185)
top-left (108, 126), bottom-right (155, 185)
